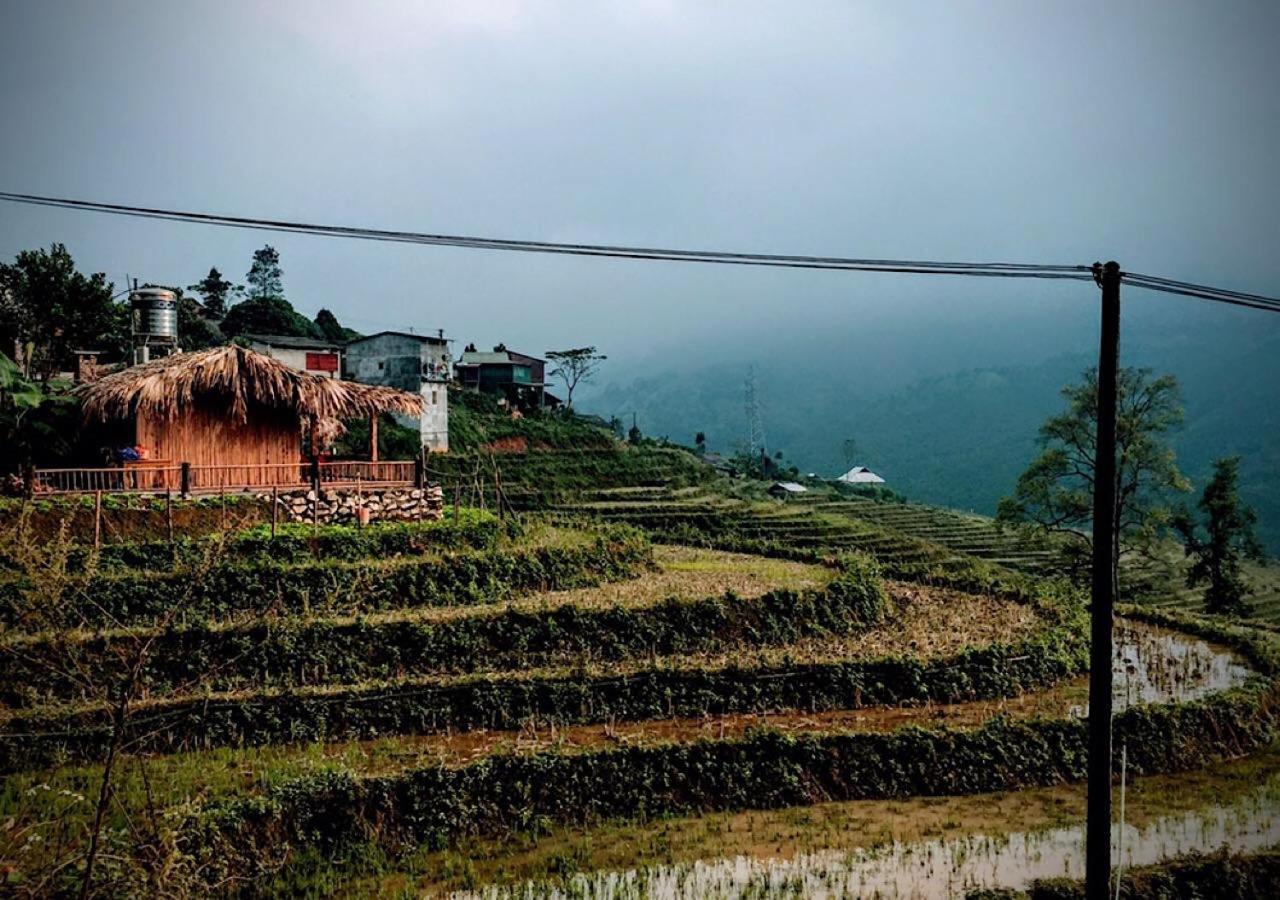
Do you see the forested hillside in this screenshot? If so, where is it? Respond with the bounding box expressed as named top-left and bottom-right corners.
top-left (584, 312), bottom-right (1280, 553)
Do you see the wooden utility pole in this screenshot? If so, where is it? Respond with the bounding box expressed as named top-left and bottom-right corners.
top-left (1086, 260), bottom-right (1121, 900)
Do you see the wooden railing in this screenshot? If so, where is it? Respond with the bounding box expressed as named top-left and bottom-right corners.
top-left (31, 459), bottom-right (419, 496)
top-left (318, 460), bottom-right (416, 486)
top-left (32, 465), bottom-right (184, 494)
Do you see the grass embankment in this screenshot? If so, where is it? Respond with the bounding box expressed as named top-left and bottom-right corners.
top-left (3, 556), bottom-right (1060, 768)
top-left (0, 507), bottom-right (503, 576)
top-left (290, 742), bottom-right (1280, 897)
top-left (0, 547), bottom-right (832, 705)
top-left (0, 492), bottom-right (271, 548)
top-left (0, 520), bottom-right (650, 630)
top-left (168, 585), bottom-right (1278, 889)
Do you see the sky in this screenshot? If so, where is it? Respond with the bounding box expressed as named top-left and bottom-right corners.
top-left (2, 0), bottom-right (1278, 379)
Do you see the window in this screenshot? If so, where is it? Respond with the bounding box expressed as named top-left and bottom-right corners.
top-left (378, 361), bottom-right (385, 370)
top-left (431, 390), bottom-right (438, 404)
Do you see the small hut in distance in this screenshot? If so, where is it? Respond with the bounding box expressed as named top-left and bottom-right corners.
top-left (75, 345), bottom-right (423, 492)
top-left (836, 466), bottom-right (885, 485)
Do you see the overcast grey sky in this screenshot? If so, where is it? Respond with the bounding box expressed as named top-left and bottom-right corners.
top-left (2, 1), bottom-right (1278, 371)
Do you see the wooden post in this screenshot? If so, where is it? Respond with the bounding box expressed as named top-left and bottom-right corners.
top-left (93, 490), bottom-right (102, 550)
top-left (453, 482), bottom-right (460, 522)
top-left (271, 485), bottom-right (279, 539)
top-left (1086, 261), bottom-right (1122, 900)
top-left (166, 490), bottom-right (174, 544)
top-left (180, 461), bottom-right (191, 498)
top-left (220, 491), bottom-right (226, 532)
top-left (414, 454), bottom-right (426, 489)
top-left (369, 413), bottom-right (379, 462)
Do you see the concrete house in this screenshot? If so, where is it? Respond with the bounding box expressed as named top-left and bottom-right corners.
top-left (344, 331), bottom-right (451, 452)
top-left (454, 344), bottom-right (557, 410)
top-left (244, 334), bottom-right (343, 379)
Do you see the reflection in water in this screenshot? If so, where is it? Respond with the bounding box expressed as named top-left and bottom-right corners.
top-left (462, 623), bottom-right (1265, 898)
top-left (1072, 619), bottom-right (1254, 717)
top-left (470, 780), bottom-right (1280, 899)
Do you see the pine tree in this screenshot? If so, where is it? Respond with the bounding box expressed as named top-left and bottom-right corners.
top-left (245, 246), bottom-right (284, 299)
top-left (187, 267), bottom-right (238, 316)
top-left (1175, 457), bottom-right (1265, 616)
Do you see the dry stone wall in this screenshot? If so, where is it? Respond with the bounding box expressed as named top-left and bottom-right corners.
top-left (275, 485), bottom-right (444, 524)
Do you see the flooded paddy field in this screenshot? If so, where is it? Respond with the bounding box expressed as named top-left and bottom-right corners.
top-left (240, 619), bottom-right (1265, 898)
top-left (341, 744), bottom-right (1280, 898)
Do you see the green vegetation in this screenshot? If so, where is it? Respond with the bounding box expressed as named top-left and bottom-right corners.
top-left (0, 522), bottom-right (650, 629)
top-left (0, 243), bottom-right (125, 383)
top-left (446, 387), bottom-right (620, 453)
top-left (997, 367), bottom-right (1188, 575)
top-left (185, 670), bottom-right (1278, 891)
top-left (0, 507), bottom-right (502, 574)
top-left (1175, 456), bottom-right (1267, 616)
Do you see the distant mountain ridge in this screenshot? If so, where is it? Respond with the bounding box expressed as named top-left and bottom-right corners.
top-left (583, 320), bottom-right (1280, 553)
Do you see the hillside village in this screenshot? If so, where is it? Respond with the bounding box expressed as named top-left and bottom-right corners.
top-left (3, 4), bottom-right (1279, 894)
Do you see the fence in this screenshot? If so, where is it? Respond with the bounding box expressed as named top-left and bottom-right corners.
top-left (31, 459), bottom-right (421, 496)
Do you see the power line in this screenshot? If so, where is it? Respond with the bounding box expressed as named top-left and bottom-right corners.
top-left (1123, 272), bottom-right (1280, 314)
top-left (2, 190), bottom-right (1279, 313)
top-left (0, 190), bottom-right (1089, 280)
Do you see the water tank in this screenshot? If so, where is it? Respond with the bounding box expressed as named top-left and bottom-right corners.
top-left (130, 288), bottom-right (178, 343)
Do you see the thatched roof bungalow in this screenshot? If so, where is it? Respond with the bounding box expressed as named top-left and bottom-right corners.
top-left (76, 345), bottom-right (423, 489)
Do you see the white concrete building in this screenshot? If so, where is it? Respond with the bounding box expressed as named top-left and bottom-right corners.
top-left (244, 334), bottom-right (343, 379)
top-left (344, 331), bottom-right (451, 452)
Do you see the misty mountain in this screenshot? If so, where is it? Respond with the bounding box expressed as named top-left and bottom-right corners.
top-left (583, 309), bottom-right (1280, 553)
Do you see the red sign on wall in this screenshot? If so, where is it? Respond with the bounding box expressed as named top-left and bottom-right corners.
top-left (306, 352), bottom-right (339, 372)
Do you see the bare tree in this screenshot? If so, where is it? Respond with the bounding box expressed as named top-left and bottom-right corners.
top-left (546, 346), bottom-right (606, 409)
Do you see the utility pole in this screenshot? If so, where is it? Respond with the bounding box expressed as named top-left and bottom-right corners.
top-left (1086, 260), bottom-right (1121, 900)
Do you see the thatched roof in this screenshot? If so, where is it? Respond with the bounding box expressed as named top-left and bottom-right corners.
top-left (78, 345), bottom-right (423, 425)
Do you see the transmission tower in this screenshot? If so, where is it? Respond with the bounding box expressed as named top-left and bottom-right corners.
top-left (744, 365), bottom-right (765, 459)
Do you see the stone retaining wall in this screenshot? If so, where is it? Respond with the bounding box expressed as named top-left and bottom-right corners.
top-left (276, 484), bottom-right (444, 524)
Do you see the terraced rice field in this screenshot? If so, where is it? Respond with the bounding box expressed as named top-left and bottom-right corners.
top-left (559, 484), bottom-right (1280, 624)
top-left (2, 495), bottom-right (1275, 897)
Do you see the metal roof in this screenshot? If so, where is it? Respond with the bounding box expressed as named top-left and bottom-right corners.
top-left (836, 466), bottom-right (886, 484)
top-left (346, 330), bottom-right (449, 346)
top-left (769, 481), bottom-right (808, 493)
top-left (244, 333), bottom-right (343, 351)
top-left (458, 351), bottom-right (522, 365)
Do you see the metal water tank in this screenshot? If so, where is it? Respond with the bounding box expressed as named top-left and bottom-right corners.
top-left (130, 288), bottom-right (178, 342)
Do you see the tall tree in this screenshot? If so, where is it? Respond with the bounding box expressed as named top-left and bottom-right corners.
top-left (546, 346), bottom-right (606, 409)
top-left (997, 367), bottom-right (1189, 573)
top-left (187, 267), bottom-right (239, 316)
top-left (1174, 457), bottom-right (1266, 616)
top-left (0, 244), bottom-right (125, 383)
top-left (245, 245), bottom-right (284, 299)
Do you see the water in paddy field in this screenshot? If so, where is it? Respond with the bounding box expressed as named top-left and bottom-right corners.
top-left (468, 784), bottom-right (1280, 899)
top-left (458, 623), bottom-right (1266, 899)
top-left (1085, 618), bottom-right (1254, 714)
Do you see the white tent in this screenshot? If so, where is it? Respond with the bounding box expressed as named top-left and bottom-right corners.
top-left (836, 466), bottom-right (885, 484)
